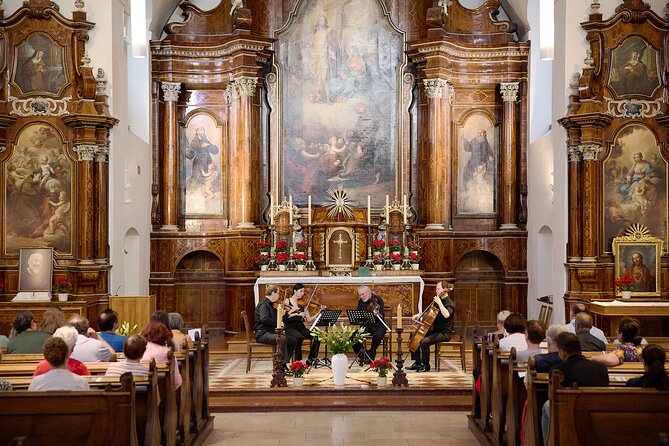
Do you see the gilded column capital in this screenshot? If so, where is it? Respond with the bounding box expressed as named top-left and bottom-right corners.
top-left (233, 76), bottom-right (258, 97)
top-left (423, 78), bottom-right (448, 99)
top-left (500, 82), bottom-right (519, 102)
top-left (74, 144), bottom-right (97, 161)
top-left (161, 82), bottom-right (181, 102)
top-left (579, 144), bottom-right (602, 161)
top-left (95, 145), bottom-right (109, 163)
top-left (567, 145), bottom-right (582, 162)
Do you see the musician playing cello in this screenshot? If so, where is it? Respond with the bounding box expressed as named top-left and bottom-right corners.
top-left (353, 285), bottom-right (387, 363)
top-left (407, 281), bottom-right (456, 372)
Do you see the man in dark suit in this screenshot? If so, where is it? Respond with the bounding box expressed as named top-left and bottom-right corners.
top-left (255, 285), bottom-right (297, 369)
top-left (575, 312), bottom-right (606, 352)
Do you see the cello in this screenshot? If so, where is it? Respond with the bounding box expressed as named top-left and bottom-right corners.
top-left (408, 282), bottom-right (454, 352)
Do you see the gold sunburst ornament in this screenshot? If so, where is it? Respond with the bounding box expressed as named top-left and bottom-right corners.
top-left (326, 185), bottom-right (354, 221)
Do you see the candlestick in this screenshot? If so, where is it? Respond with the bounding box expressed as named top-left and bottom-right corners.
top-left (270, 327), bottom-right (288, 388)
top-left (385, 195), bottom-right (389, 223)
top-left (403, 195), bottom-right (407, 224)
top-left (367, 195), bottom-right (371, 225)
top-left (270, 195), bottom-right (274, 225)
top-left (308, 195), bottom-right (312, 225)
top-left (289, 196), bottom-right (293, 224)
top-left (397, 305), bottom-right (402, 329)
top-left (392, 327), bottom-right (409, 387)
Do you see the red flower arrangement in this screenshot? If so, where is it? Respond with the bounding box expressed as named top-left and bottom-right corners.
top-left (275, 252), bottom-right (290, 265)
top-left (255, 253), bottom-right (271, 266)
top-left (407, 240), bottom-right (421, 252)
top-left (388, 253), bottom-right (403, 264)
top-left (295, 241), bottom-right (308, 252)
top-left (53, 278), bottom-right (72, 293)
top-left (409, 251), bottom-right (421, 264)
top-left (257, 240), bottom-right (271, 252)
top-left (369, 357), bottom-right (393, 377)
top-left (292, 252), bottom-right (309, 265)
top-left (373, 254), bottom-right (384, 265)
top-left (276, 240), bottom-right (289, 252)
top-left (372, 239), bottom-right (385, 249)
top-left (389, 240), bottom-right (402, 252)
top-left (615, 274), bottom-right (634, 292)
top-left (288, 360), bottom-right (308, 378)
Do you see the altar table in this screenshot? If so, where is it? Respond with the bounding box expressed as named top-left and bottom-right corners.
top-left (590, 300), bottom-right (669, 337)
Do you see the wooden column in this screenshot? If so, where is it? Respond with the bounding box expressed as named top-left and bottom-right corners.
top-left (423, 78), bottom-right (447, 230)
top-left (94, 145), bottom-right (109, 263)
top-left (74, 145), bottom-right (96, 264)
top-left (160, 81), bottom-right (181, 231)
top-left (567, 144), bottom-right (582, 262)
top-left (580, 144), bottom-right (601, 262)
top-left (500, 82), bottom-right (519, 230)
top-left (441, 82), bottom-right (454, 230)
top-left (233, 76), bottom-right (258, 229)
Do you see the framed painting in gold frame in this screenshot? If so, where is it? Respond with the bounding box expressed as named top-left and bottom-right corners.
top-left (612, 224), bottom-right (662, 297)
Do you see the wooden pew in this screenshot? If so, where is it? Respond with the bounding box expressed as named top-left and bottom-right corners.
top-left (477, 337), bottom-right (494, 433)
top-left (505, 348), bottom-right (527, 446)
top-left (491, 344), bottom-right (511, 446)
top-left (470, 337), bottom-right (483, 419)
top-left (547, 370), bottom-right (669, 446)
top-left (0, 373), bottom-right (140, 446)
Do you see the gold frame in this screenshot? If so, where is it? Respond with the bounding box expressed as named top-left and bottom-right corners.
top-left (325, 226), bottom-right (356, 269)
top-left (612, 224), bottom-right (663, 297)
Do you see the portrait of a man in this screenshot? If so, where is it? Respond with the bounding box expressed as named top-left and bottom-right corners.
top-left (18, 248), bottom-right (53, 292)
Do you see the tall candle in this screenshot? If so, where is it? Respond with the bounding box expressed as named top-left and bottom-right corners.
top-left (276, 305), bottom-right (283, 329)
top-left (367, 195), bottom-right (371, 225)
top-left (289, 196), bottom-right (293, 224)
top-left (397, 305), bottom-right (402, 329)
top-left (270, 195), bottom-right (274, 225)
top-left (403, 195), bottom-right (407, 224)
top-left (308, 195), bottom-right (312, 225)
top-left (385, 195), bottom-right (389, 223)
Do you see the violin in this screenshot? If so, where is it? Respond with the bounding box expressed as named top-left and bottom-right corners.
top-left (297, 284), bottom-right (327, 314)
top-left (408, 283), bottom-right (454, 352)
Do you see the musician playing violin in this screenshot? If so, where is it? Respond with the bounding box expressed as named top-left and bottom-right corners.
top-left (353, 285), bottom-right (387, 362)
top-left (407, 281), bottom-right (456, 372)
top-left (283, 283), bottom-right (321, 365)
top-left (255, 285), bottom-right (297, 370)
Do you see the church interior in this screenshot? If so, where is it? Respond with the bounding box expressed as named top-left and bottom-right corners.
top-left (0, 0), bottom-right (669, 445)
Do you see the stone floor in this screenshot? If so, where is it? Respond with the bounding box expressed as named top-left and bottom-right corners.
top-left (204, 410), bottom-right (480, 446)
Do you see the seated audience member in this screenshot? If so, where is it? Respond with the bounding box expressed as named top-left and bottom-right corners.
top-left (29, 337), bottom-right (90, 391)
top-left (151, 310), bottom-right (171, 329)
top-left (34, 326), bottom-right (90, 377)
top-left (38, 308), bottom-right (66, 335)
top-left (532, 324), bottom-right (566, 372)
top-left (106, 334), bottom-right (150, 377)
top-left (574, 312), bottom-right (605, 352)
top-left (255, 285), bottom-right (297, 369)
top-left (563, 303), bottom-right (608, 344)
top-left (97, 308), bottom-right (127, 352)
top-left (141, 321), bottom-right (182, 388)
top-left (486, 310), bottom-right (511, 344)
top-left (499, 312), bottom-right (528, 352)
top-left (7, 310), bottom-right (51, 354)
top-left (541, 332), bottom-right (609, 442)
top-left (68, 315), bottom-right (115, 362)
top-left (516, 320), bottom-right (545, 363)
top-left (591, 317), bottom-right (643, 367)
top-left (626, 344), bottom-right (669, 390)
top-left (0, 334), bottom-right (8, 348)
top-left (168, 312), bottom-right (192, 352)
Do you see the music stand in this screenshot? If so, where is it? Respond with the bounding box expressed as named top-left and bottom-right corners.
top-left (346, 309), bottom-right (376, 369)
top-left (310, 309), bottom-right (341, 369)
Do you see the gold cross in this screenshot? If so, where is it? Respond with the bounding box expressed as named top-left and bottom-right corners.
top-left (333, 233), bottom-right (348, 261)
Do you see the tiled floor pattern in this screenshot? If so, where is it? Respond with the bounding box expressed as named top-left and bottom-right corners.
top-left (203, 411), bottom-right (480, 446)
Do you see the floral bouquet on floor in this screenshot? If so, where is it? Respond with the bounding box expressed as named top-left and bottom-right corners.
top-left (53, 278), bottom-right (72, 293)
top-left (615, 274), bottom-right (634, 292)
top-left (289, 360), bottom-right (308, 378)
top-left (369, 357), bottom-right (393, 377)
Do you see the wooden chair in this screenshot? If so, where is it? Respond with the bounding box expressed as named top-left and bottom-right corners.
top-left (241, 310), bottom-right (274, 373)
top-left (434, 309), bottom-right (471, 372)
top-left (539, 304), bottom-right (553, 326)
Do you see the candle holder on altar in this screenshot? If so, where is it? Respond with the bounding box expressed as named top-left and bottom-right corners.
top-left (267, 259), bottom-right (278, 271)
top-left (286, 259), bottom-right (297, 272)
top-left (400, 258), bottom-right (412, 270)
top-left (382, 258), bottom-right (393, 271)
top-left (392, 327), bottom-right (409, 387)
top-left (270, 328), bottom-right (288, 388)
top-left (304, 259), bottom-right (317, 271)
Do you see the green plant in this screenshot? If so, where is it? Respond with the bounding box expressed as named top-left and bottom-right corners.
top-left (115, 321), bottom-right (138, 336)
top-left (312, 323), bottom-right (369, 355)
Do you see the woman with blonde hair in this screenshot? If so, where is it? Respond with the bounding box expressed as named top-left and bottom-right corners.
top-left (39, 307), bottom-right (65, 335)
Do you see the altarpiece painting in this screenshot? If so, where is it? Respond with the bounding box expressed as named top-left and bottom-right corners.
top-left (603, 124), bottom-right (667, 250)
top-left (13, 33), bottom-right (67, 95)
top-left (457, 112), bottom-right (497, 214)
top-left (277, 0), bottom-right (402, 207)
top-left (4, 123), bottom-right (73, 254)
top-left (607, 36), bottom-right (660, 97)
top-left (613, 226), bottom-right (662, 296)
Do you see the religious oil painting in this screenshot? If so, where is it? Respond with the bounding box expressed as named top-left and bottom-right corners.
top-left (608, 36), bottom-right (660, 97)
top-left (13, 33), bottom-right (67, 95)
top-left (613, 241), bottom-right (661, 297)
top-left (457, 113), bottom-right (497, 214)
top-left (4, 123), bottom-right (72, 254)
top-left (278, 0), bottom-right (402, 206)
top-left (18, 247), bottom-right (54, 292)
top-left (603, 124), bottom-right (667, 251)
top-left (181, 113), bottom-right (224, 215)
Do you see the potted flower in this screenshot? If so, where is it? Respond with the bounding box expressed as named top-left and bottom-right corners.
top-left (372, 239), bottom-right (385, 256)
top-left (257, 240), bottom-right (271, 253)
top-left (53, 278), bottom-right (72, 302)
top-left (615, 274), bottom-right (634, 299)
top-left (373, 254), bottom-right (384, 271)
top-left (275, 252), bottom-right (290, 271)
top-left (255, 253), bottom-right (271, 271)
top-left (389, 253), bottom-right (403, 270)
top-left (275, 240), bottom-right (289, 253)
top-left (409, 251), bottom-right (421, 270)
top-left (295, 241), bottom-right (308, 253)
top-left (389, 240), bottom-right (402, 253)
top-left (292, 252), bottom-right (309, 271)
top-left (289, 360), bottom-right (308, 387)
top-left (312, 323), bottom-right (369, 386)
top-left (407, 239), bottom-right (421, 255)
top-left (369, 357), bottom-right (393, 387)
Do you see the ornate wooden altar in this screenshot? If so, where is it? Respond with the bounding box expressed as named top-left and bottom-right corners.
top-left (149, 0), bottom-right (529, 333)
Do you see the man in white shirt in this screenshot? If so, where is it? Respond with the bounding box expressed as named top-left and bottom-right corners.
top-left (68, 315), bottom-right (116, 362)
top-left (562, 303), bottom-right (608, 344)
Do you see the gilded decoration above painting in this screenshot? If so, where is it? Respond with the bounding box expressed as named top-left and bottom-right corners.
top-left (607, 36), bottom-right (660, 98)
top-left (13, 33), bottom-right (67, 96)
top-left (4, 123), bottom-right (73, 254)
top-left (604, 124), bottom-right (667, 251)
top-left (457, 113), bottom-right (497, 214)
top-left (278, 0), bottom-right (402, 207)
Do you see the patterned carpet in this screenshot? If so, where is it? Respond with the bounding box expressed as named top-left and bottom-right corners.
top-left (209, 355), bottom-right (473, 391)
